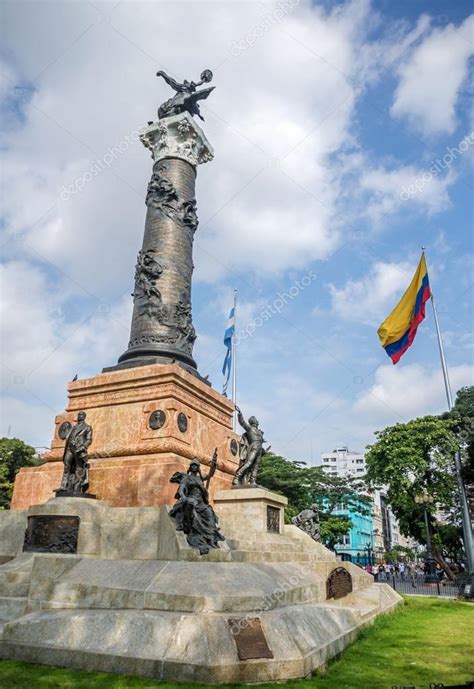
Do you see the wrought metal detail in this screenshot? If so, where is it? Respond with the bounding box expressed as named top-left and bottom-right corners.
top-left (148, 409), bottom-right (166, 430)
top-left (23, 515), bottom-right (80, 554)
top-left (267, 505), bottom-right (280, 533)
top-left (58, 421), bottom-right (72, 440)
top-left (326, 567), bottom-right (353, 600)
top-left (230, 439), bottom-right (238, 456)
top-left (177, 412), bottom-right (188, 433)
top-left (228, 618), bottom-right (274, 660)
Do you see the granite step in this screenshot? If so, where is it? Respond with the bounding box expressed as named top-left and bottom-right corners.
top-left (226, 539), bottom-right (312, 552)
top-left (0, 596), bottom-right (28, 622)
top-left (231, 550), bottom-right (324, 563)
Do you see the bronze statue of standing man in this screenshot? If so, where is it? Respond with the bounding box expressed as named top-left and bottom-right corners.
top-left (58, 411), bottom-right (93, 494)
top-left (233, 406), bottom-right (267, 487)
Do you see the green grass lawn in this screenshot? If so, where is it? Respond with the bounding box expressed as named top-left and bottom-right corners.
top-left (0, 597), bottom-right (472, 689)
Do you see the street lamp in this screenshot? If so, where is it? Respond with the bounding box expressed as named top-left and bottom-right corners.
top-left (415, 490), bottom-right (438, 583)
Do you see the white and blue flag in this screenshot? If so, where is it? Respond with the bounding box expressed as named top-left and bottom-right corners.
top-left (222, 306), bottom-right (235, 396)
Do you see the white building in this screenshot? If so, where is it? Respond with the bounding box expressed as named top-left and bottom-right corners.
top-left (320, 446), bottom-right (366, 479)
top-left (319, 446), bottom-right (407, 556)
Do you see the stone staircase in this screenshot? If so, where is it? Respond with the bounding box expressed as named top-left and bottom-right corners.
top-left (226, 527), bottom-right (336, 564)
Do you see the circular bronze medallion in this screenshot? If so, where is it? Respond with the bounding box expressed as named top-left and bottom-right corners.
top-left (230, 439), bottom-right (238, 456)
top-left (177, 412), bottom-right (188, 433)
top-left (58, 421), bottom-right (72, 440)
top-left (148, 409), bottom-right (166, 430)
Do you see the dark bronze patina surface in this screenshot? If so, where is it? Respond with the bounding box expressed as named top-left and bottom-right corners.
top-left (23, 515), bottom-right (80, 554)
top-left (228, 618), bottom-right (274, 660)
top-left (326, 567), bottom-right (352, 600)
top-left (292, 504), bottom-right (321, 542)
top-left (177, 412), bottom-right (188, 432)
top-left (169, 452), bottom-right (224, 555)
top-left (57, 412), bottom-right (92, 495)
top-left (233, 406), bottom-right (269, 487)
top-left (149, 410), bottom-right (166, 430)
top-left (266, 505), bottom-right (280, 533)
top-left (156, 69), bottom-right (214, 121)
top-left (116, 159), bottom-right (199, 374)
top-left (58, 421), bottom-right (72, 440)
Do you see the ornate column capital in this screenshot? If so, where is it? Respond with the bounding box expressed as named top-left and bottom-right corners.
top-left (140, 112), bottom-right (214, 168)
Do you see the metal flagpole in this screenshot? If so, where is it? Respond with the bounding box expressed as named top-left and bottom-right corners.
top-left (424, 248), bottom-right (474, 574)
top-left (232, 289), bottom-right (237, 431)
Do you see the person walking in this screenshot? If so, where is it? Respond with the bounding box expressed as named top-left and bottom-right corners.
top-left (406, 563), bottom-right (416, 588)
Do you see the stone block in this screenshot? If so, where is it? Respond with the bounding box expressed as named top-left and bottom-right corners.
top-left (215, 488), bottom-right (287, 536)
top-left (0, 510), bottom-right (28, 557)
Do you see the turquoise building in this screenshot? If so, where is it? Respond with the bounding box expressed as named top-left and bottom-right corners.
top-left (333, 498), bottom-right (375, 565)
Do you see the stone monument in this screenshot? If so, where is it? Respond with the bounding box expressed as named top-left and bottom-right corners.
top-left (0, 71), bottom-right (403, 684)
top-left (10, 70), bottom-right (240, 510)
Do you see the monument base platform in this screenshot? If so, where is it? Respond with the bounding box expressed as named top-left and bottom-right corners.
top-left (11, 363), bottom-right (240, 510)
top-left (0, 491), bottom-right (402, 684)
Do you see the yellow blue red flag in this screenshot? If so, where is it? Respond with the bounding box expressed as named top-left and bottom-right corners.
top-left (377, 254), bottom-right (431, 364)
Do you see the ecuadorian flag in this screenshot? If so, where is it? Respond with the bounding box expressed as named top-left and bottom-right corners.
top-left (377, 254), bottom-right (431, 364)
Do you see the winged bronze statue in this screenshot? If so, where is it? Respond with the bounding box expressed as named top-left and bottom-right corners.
top-left (156, 69), bottom-right (214, 121)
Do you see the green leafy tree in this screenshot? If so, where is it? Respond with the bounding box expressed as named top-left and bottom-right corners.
top-left (384, 545), bottom-right (415, 562)
top-left (319, 515), bottom-right (353, 551)
top-left (442, 385), bottom-right (474, 483)
top-left (258, 453), bottom-right (371, 550)
top-left (0, 437), bottom-right (41, 509)
top-left (365, 415), bottom-right (459, 576)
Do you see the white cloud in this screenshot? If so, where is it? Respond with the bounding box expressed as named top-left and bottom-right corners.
top-left (354, 362), bottom-right (474, 423)
top-left (337, 152), bottom-right (458, 224)
top-left (328, 260), bottom-right (415, 325)
top-left (391, 14), bottom-right (474, 135)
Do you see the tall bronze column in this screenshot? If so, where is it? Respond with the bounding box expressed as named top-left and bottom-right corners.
top-left (109, 111), bottom-right (214, 375)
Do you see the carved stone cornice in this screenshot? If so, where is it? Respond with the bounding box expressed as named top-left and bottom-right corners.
top-left (140, 112), bottom-right (214, 168)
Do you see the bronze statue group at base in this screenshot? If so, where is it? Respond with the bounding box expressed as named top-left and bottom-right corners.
top-left (169, 451), bottom-right (224, 555)
top-left (167, 406), bottom-right (271, 555)
top-left (232, 406), bottom-right (269, 488)
top-left (56, 411), bottom-right (93, 497)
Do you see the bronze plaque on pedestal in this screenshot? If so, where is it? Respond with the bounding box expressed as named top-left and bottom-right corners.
top-left (23, 515), bottom-right (80, 554)
top-left (267, 505), bottom-right (280, 533)
top-left (228, 617), bottom-right (274, 660)
top-left (326, 567), bottom-right (352, 599)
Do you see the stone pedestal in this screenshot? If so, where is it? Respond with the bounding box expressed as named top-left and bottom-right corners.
top-left (11, 363), bottom-right (240, 510)
top-left (214, 488), bottom-right (287, 536)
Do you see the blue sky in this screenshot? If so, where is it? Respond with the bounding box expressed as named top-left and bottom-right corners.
top-left (1, 0), bottom-right (473, 462)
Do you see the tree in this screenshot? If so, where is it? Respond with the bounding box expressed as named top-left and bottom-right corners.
top-left (258, 453), bottom-right (371, 550)
top-left (442, 386), bottom-right (474, 484)
top-left (0, 437), bottom-right (41, 508)
top-left (384, 545), bottom-right (415, 562)
top-left (365, 415), bottom-right (459, 577)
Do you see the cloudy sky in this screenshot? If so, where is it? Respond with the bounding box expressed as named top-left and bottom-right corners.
top-left (1, 0), bottom-right (473, 463)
